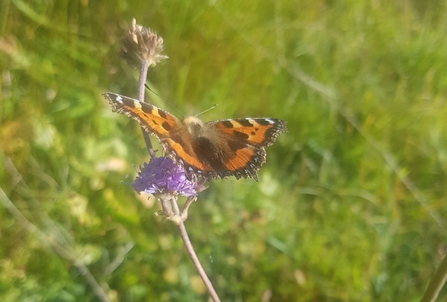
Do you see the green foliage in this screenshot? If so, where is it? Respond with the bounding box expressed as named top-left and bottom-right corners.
top-left (1, 0), bottom-right (446, 301)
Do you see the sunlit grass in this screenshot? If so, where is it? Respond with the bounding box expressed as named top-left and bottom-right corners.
top-left (1, 0), bottom-right (446, 301)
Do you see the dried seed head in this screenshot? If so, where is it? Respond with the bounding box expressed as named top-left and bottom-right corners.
top-left (119, 18), bottom-right (168, 67)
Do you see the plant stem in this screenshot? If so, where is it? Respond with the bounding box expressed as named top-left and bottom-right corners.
top-left (420, 253), bottom-right (447, 302)
top-left (169, 197), bottom-right (221, 302)
top-left (138, 60), bottom-right (155, 157)
top-left (137, 59), bottom-right (220, 301)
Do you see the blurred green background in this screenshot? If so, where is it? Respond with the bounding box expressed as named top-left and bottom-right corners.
top-left (1, 0), bottom-right (447, 301)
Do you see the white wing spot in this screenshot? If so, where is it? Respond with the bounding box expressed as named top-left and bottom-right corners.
top-left (133, 101), bottom-right (142, 109)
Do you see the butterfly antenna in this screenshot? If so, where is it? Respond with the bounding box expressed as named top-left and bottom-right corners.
top-left (195, 104), bottom-right (218, 117)
top-left (145, 83), bottom-right (177, 111)
top-left (144, 83), bottom-right (162, 99)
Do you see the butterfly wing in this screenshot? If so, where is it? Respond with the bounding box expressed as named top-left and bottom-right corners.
top-left (103, 92), bottom-right (179, 139)
top-left (211, 118), bottom-right (287, 147)
top-left (103, 92), bottom-right (215, 177)
top-left (203, 118), bottom-right (287, 180)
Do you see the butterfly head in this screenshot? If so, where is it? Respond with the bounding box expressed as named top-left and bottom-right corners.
top-left (182, 116), bottom-right (205, 137)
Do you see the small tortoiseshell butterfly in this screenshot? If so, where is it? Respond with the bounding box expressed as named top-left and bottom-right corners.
top-left (103, 93), bottom-right (287, 181)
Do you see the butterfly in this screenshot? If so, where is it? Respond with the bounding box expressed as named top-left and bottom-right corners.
top-left (102, 92), bottom-right (287, 181)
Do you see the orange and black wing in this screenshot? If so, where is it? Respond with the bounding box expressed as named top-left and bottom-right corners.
top-left (210, 118), bottom-right (287, 147)
top-left (204, 118), bottom-right (287, 180)
top-left (102, 92), bottom-right (179, 140)
top-left (103, 92), bottom-right (215, 178)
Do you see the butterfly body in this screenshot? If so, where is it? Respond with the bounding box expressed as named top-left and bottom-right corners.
top-left (103, 92), bottom-right (287, 180)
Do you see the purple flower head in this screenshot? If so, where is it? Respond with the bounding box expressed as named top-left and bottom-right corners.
top-left (132, 157), bottom-right (198, 197)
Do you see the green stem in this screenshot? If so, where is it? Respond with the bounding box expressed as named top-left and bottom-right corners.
top-left (420, 253), bottom-right (447, 302)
